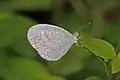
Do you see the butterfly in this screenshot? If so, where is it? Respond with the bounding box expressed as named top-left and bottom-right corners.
top-left (27, 24), bottom-right (78, 61)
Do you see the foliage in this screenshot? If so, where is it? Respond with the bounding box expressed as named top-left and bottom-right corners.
top-left (0, 0), bottom-right (120, 80)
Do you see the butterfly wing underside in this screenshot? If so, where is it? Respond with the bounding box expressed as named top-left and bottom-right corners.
top-left (27, 24), bottom-right (75, 61)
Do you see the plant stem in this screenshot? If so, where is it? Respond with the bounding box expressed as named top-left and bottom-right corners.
top-left (96, 58), bottom-right (112, 80)
top-left (105, 61), bottom-right (112, 80)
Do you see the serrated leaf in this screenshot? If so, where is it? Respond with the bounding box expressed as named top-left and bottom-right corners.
top-left (82, 38), bottom-right (116, 59)
top-left (3, 57), bottom-right (64, 80)
top-left (111, 52), bottom-right (120, 74)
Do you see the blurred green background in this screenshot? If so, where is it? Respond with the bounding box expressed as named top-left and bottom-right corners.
top-left (0, 0), bottom-right (120, 80)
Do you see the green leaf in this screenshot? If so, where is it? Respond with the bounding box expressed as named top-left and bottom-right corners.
top-left (0, 50), bottom-right (8, 78)
top-left (11, 36), bottom-right (37, 58)
top-left (3, 57), bottom-right (64, 80)
top-left (104, 21), bottom-right (120, 51)
top-left (48, 45), bottom-right (91, 76)
top-left (12, 0), bottom-right (52, 10)
top-left (0, 13), bottom-right (10, 19)
top-left (82, 38), bottom-right (116, 59)
top-left (85, 76), bottom-right (102, 80)
top-left (111, 52), bottom-right (120, 74)
top-left (83, 56), bottom-right (107, 80)
top-left (0, 13), bottom-right (35, 47)
top-left (0, 0), bottom-right (10, 2)
top-left (0, 0), bottom-right (55, 10)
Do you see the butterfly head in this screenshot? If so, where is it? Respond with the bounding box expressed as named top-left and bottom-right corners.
top-left (73, 32), bottom-right (79, 44)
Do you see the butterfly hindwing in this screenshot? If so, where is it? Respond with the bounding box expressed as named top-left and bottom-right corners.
top-left (27, 24), bottom-right (76, 61)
